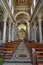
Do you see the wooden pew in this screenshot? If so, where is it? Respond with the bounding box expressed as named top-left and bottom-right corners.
top-left (26, 42), bottom-right (43, 50)
top-left (3, 41), bottom-right (19, 59)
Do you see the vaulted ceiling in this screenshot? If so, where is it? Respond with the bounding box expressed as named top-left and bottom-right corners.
top-left (12, 0), bottom-right (33, 22)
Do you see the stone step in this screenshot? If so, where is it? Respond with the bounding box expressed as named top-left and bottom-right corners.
top-left (3, 63), bottom-right (32, 65)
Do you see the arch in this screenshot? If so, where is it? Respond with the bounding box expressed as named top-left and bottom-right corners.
top-left (14, 11), bottom-right (30, 21)
top-left (16, 19), bottom-right (30, 41)
top-left (0, 5), bottom-right (5, 14)
top-left (16, 19), bottom-right (30, 26)
top-left (18, 24), bottom-right (27, 31)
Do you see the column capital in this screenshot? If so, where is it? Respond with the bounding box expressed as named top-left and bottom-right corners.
top-left (3, 13), bottom-right (8, 22)
top-left (9, 21), bottom-right (12, 25)
top-left (38, 19), bottom-right (42, 25)
top-left (27, 25), bottom-right (29, 27)
top-left (38, 19), bottom-right (42, 21)
top-left (38, 13), bottom-right (42, 21)
top-left (3, 19), bottom-right (7, 22)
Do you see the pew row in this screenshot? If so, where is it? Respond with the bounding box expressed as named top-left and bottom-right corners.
top-left (3, 41), bottom-right (19, 59)
top-left (26, 42), bottom-right (43, 50)
top-left (26, 41), bottom-right (43, 65)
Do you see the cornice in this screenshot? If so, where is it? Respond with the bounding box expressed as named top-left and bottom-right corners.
top-left (14, 6), bottom-right (30, 10)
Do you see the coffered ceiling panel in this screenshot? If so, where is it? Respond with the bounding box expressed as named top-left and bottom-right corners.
top-left (13, 0), bottom-right (32, 7)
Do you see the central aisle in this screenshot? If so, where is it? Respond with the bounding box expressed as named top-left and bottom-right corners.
top-left (14, 41), bottom-right (31, 61)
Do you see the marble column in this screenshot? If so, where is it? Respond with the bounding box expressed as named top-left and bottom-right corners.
top-left (12, 23), bottom-right (18, 41)
top-left (31, 26), bottom-right (34, 41)
top-left (34, 0), bottom-right (36, 8)
top-left (11, 23), bottom-right (14, 41)
top-left (8, 22), bottom-right (11, 42)
top-left (38, 19), bottom-right (42, 42)
top-left (32, 27), bottom-right (35, 41)
top-left (3, 20), bottom-right (7, 42)
top-left (27, 23), bottom-right (30, 41)
top-left (34, 25), bottom-right (37, 42)
top-left (30, 23), bottom-right (33, 41)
